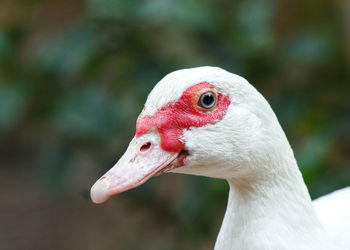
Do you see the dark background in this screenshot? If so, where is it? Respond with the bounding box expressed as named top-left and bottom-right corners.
top-left (0, 0), bottom-right (349, 249)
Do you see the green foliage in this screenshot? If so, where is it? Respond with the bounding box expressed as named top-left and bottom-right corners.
top-left (54, 86), bottom-right (119, 139)
top-left (0, 84), bottom-right (27, 131)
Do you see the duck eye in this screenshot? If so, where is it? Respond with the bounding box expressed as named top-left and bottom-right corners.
top-left (198, 91), bottom-right (216, 109)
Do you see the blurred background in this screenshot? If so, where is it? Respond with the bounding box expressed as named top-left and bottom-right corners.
top-left (0, 0), bottom-right (349, 249)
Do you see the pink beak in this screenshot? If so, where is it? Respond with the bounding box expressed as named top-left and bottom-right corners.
top-left (90, 133), bottom-right (181, 204)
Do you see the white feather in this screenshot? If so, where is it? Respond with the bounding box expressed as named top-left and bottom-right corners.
top-left (313, 187), bottom-right (350, 249)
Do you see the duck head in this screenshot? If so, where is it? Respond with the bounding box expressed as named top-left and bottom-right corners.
top-left (91, 66), bottom-right (286, 203)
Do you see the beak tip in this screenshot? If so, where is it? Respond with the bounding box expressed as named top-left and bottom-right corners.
top-left (90, 178), bottom-right (110, 204)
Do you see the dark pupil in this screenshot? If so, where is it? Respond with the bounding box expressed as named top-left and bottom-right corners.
top-left (201, 93), bottom-right (215, 107)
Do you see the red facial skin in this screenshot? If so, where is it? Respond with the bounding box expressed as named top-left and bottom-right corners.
top-left (136, 82), bottom-right (231, 153)
top-left (90, 83), bottom-right (231, 204)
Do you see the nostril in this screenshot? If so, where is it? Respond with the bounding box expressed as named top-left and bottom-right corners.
top-left (140, 142), bottom-right (151, 152)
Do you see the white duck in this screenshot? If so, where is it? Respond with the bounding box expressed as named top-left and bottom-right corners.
top-left (91, 67), bottom-right (350, 250)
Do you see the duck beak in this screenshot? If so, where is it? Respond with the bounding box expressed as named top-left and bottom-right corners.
top-left (90, 133), bottom-right (183, 204)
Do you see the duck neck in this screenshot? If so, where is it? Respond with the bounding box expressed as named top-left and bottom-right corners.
top-left (214, 153), bottom-right (330, 250)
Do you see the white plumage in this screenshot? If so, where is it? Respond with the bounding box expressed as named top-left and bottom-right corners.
top-left (313, 187), bottom-right (350, 249)
top-left (91, 66), bottom-right (350, 250)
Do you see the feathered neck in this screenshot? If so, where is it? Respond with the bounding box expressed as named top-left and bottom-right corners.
top-left (214, 146), bottom-right (333, 250)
